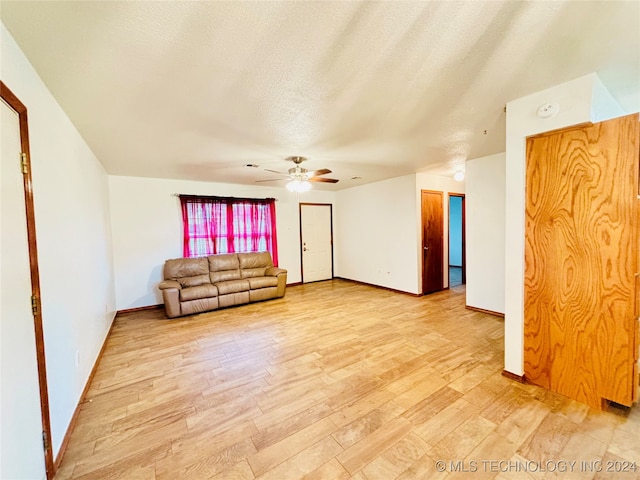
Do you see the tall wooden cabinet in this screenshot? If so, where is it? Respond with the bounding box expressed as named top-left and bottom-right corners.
top-left (524, 113), bottom-right (639, 409)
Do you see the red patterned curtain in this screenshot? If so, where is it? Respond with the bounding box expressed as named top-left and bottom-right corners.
top-left (180, 195), bottom-right (278, 265)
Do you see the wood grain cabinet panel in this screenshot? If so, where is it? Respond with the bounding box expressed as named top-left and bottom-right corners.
top-left (524, 114), bottom-right (639, 409)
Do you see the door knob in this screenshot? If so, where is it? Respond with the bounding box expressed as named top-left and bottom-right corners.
top-left (424, 247), bottom-right (429, 250)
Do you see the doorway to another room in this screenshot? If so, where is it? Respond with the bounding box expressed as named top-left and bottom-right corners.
top-left (448, 193), bottom-right (465, 288)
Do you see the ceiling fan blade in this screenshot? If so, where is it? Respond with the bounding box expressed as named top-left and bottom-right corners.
top-left (310, 168), bottom-right (332, 177)
top-left (264, 169), bottom-right (289, 175)
top-left (310, 177), bottom-right (339, 183)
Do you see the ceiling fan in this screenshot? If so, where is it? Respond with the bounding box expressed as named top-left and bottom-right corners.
top-left (256, 156), bottom-right (338, 192)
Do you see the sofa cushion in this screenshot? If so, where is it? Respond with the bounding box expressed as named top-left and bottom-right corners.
top-left (239, 252), bottom-right (273, 278)
top-left (180, 284), bottom-right (218, 301)
top-left (216, 279), bottom-right (250, 295)
top-left (247, 276), bottom-right (278, 289)
top-left (178, 274), bottom-right (211, 288)
top-left (208, 253), bottom-right (241, 283)
top-left (164, 258), bottom-right (210, 288)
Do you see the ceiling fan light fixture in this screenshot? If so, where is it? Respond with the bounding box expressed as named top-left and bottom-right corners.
top-left (286, 179), bottom-right (311, 193)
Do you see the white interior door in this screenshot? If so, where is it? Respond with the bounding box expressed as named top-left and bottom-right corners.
top-left (300, 204), bottom-right (333, 283)
top-left (1, 100), bottom-right (47, 478)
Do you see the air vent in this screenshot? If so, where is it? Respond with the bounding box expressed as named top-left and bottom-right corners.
top-left (244, 163), bottom-right (260, 168)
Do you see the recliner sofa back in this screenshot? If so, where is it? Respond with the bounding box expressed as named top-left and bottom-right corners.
top-left (159, 252), bottom-right (286, 318)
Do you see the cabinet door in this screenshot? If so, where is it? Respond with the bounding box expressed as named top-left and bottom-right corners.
top-left (524, 114), bottom-right (639, 409)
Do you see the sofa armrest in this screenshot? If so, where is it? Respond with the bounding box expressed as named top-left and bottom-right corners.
top-left (158, 280), bottom-right (181, 318)
top-left (159, 280), bottom-right (181, 290)
top-left (265, 267), bottom-right (287, 277)
top-left (264, 267), bottom-right (287, 297)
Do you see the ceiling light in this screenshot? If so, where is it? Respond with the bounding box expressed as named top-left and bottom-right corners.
top-left (453, 170), bottom-right (465, 182)
top-left (286, 179), bottom-right (311, 193)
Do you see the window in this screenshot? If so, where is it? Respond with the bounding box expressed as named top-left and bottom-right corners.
top-left (180, 195), bottom-right (278, 264)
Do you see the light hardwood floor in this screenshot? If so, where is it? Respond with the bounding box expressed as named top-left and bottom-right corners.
top-left (55, 280), bottom-right (640, 480)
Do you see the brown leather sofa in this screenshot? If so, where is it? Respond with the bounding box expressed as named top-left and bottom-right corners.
top-left (158, 252), bottom-right (287, 318)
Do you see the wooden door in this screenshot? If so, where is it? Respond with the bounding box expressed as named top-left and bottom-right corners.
top-left (1, 84), bottom-right (54, 477)
top-left (421, 190), bottom-right (444, 294)
top-left (300, 203), bottom-right (333, 283)
top-left (524, 114), bottom-right (639, 409)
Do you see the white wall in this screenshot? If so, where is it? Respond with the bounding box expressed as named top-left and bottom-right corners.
top-left (1, 23), bottom-right (116, 463)
top-left (111, 172), bottom-right (464, 307)
top-left (416, 173), bottom-right (465, 290)
top-left (108, 175), bottom-right (336, 310)
top-left (504, 73), bottom-right (625, 375)
top-left (465, 152), bottom-right (505, 314)
top-left (335, 175), bottom-right (420, 293)
top-left (333, 173), bottom-right (462, 294)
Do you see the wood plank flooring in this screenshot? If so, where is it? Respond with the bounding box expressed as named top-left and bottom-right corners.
top-left (54, 280), bottom-right (640, 480)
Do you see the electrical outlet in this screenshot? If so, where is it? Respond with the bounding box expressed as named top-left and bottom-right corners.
top-left (75, 350), bottom-right (80, 367)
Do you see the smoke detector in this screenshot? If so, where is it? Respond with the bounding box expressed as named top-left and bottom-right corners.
top-left (536, 103), bottom-right (560, 119)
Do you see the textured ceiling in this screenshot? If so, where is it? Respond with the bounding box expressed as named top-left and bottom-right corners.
top-left (1, 1), bottom-right (639, 190)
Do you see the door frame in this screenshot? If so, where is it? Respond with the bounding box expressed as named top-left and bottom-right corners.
top-left (421, 190), bottom-right (444, 294)
top-left (299, 203), bottom-right (334, 283)
top-left (1, 82), bottom-right (54, 478)
top-left (447, 193), bottom-right (466, 286)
